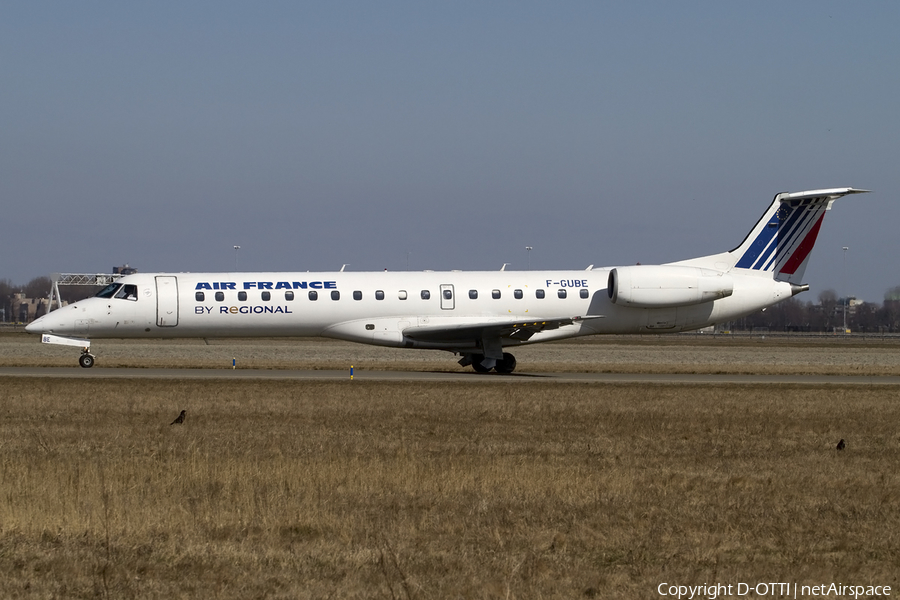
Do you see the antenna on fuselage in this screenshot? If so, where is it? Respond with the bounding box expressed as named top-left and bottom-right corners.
top-left (340, 264), bottom-right (350, 272)
top-left (500, 263), bottom-right (509, 271)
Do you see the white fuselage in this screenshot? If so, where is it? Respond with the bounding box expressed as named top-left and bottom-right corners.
top-left (29, 268), bottom-right (793, 354)
top-left (25, 186), bottom-right (864, 371)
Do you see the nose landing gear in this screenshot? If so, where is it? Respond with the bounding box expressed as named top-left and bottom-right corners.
top-left (34, 334), bottom-right (95, 368)
top-left (79, 349), bottom-right (95, 368)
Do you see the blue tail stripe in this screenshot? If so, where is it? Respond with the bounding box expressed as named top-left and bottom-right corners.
top-left (760, 205), bottom-right (815, 271)
top-left (766, 207), bottom-right (820, 271)
top-left (736, 202), bottom-right (804, 270)
top-left (767, 200), bottom-right (830, 272)
top-left (751, 233), bottom-right (779, 270)
top-left (735, 223), bottom-right (778, 269)
top-left (736, 197), bottom-right (833, 273)
top-left (752, 218), bottom-right (788, 270)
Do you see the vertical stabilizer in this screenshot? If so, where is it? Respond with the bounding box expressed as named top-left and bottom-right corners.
top-left (727, 188), bottom-right (868, 282)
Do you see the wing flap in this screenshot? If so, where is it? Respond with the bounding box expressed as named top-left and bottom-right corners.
top-left (402, 315), bottom-right (603, 344)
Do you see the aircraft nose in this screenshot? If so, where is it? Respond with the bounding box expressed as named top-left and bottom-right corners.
top-left (25, 315), bottom-right (46, 334)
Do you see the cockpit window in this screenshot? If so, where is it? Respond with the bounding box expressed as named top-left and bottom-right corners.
top-left (114, 284), bottom-right (138, 301)
top-left (96, 283), bottom-right (121, 298)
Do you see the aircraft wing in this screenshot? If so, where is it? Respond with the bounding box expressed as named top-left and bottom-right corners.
top-left (402, 315), bottom-right (603, 344)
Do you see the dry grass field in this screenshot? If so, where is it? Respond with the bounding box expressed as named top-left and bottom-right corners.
top-left (2, 375), bottom-right (899, 598)
top-left (2, 332), bottom-right (900, 598)
top-left (3, 329), bottom-right (900, 375)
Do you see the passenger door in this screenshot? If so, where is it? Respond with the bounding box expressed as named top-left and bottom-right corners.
top-left (155, 276), bottom-right (179, 327)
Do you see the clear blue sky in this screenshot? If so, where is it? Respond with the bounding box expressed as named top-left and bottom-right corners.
top-left (2, 1), bottom-right (897, 301)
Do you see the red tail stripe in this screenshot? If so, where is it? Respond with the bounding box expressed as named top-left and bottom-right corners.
top-left (779, 213), bottom-right (824, 275)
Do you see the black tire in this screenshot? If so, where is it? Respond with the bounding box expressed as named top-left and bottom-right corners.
top-left (495, 353), bottom-right (517, 374)
top-left (79, 354), bottom-right (95, 368)
top-left (471, 356), bottom-right (492, 373)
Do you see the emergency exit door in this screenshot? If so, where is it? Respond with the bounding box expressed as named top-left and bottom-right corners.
top-left (440, 284), bottom-right (455, 310)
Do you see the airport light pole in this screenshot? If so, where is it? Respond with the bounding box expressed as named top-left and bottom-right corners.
top-left (525, 246), bottom-right (533, 270)
top-left (234, 245), bottom-right (241, 271)
top-left (842, 246), bottom-right (848, 333)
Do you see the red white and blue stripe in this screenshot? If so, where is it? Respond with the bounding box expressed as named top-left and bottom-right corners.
top-left (734, 197), bottom-right (829, 276)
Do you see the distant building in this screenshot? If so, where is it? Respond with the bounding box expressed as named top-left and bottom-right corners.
top-left (10, 293), bottom-right (56, 322)
top-left (839, 296), bottom-right (864, 318)
top-left (113, 264), bottom-right (138, 275)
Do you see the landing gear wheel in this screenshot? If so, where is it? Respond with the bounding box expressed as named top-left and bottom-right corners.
top-left (494, 353), bottom-right (517, 374)
top-left (79, 353), bottom-right (95, 369)
top-left (471, 356), bottom-right (492, 373)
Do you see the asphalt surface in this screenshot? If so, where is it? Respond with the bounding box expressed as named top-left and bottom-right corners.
top-left (2, 367), bottom-right (900, 385)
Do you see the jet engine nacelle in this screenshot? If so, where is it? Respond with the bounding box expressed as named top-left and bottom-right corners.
top-left (608, 265), bottom-right (734, 308)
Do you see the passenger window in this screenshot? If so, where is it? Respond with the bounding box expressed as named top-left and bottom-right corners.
top-left (261, 291), bottom-right (271, 301)
top-left (353, 290), bottom-right (362, 301)
top-left (238, 291), bottom-right (248, 301)
top-left (492, 290), bottom-right (501, 299)
top-left (580, 288), bottom-right (589, 299)
top-left (468, 290), bottom-right (478, 300)
top-left (443, 289), bottom-right (452, 300)
top-left (421, 290), bottom-right (431, 300)
top-left (285, 291), bottom-right (294, 301)
top-left (331, 290), bottom-right (340, 301)
top-left (195, 291), bottom-right (205, 302)
top-left (309, 291), bottom-right (318, 301)
top-left (558, 289), bottom-right (567, 299)
top-left (514, 289), bottom-right (523, 299)
top-left (399, 290), bottom-right (408, 300)
top-left (535, 289), bottom-right (545, 299)
top-left (215, 291), bottom-right (225, 302)
top-left (376, 290), bottom-right (385, 300)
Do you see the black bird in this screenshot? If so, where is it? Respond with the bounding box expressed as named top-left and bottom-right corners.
top-left (170, 410), bottom-right (186, 425)
top-left (836, 439), bottom-right (845, 451)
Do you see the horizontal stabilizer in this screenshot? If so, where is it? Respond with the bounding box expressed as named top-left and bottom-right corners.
top-left (776, 187), bottom-right (870, 205)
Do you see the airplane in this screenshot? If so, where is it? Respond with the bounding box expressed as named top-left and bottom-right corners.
top-left (26, 187), bottom-right (868, 373)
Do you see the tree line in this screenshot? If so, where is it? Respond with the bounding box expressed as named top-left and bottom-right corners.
top-left (3, 275), bottom-right (900, 332)
top-left (737, 287), bottom-right (900, 333)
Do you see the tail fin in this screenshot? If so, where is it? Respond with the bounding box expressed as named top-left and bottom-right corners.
top-left (727, 187), bottom-right (868, 282)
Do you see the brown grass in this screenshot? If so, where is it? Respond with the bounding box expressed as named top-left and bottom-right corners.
top-left (1, 377), bottom-right (899, 598)
top-left (3, 331), bottom-right (900, 375)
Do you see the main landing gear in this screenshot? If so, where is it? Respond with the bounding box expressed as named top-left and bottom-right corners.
top-left (460, 352), bottom-right (517, 374)
top-left (79, 349), bottom-right (95, 368)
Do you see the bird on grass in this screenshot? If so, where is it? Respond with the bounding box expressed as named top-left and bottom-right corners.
top-left (170, 410), bottom-right (186, 425)
top-left (836, 439), bottom-right (846, 451)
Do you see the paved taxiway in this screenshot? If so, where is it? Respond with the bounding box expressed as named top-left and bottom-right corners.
top-left (2, 367), bottom-right (900, 385)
